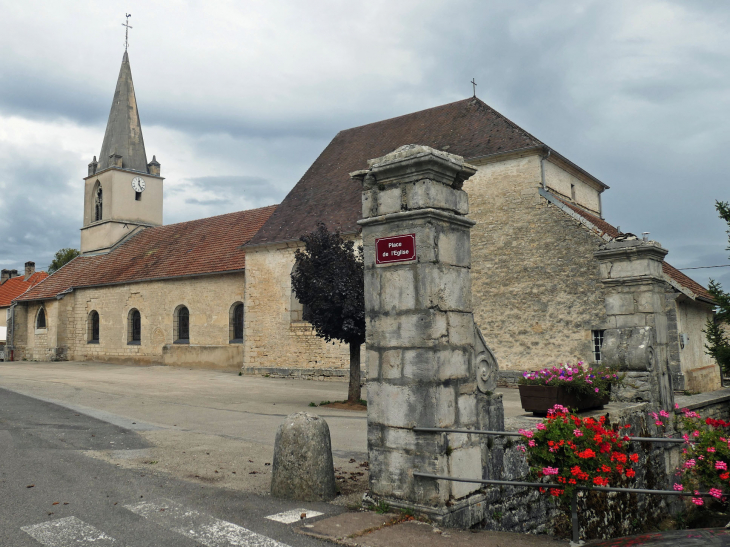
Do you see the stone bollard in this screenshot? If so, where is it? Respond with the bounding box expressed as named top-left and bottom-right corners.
top-left (270, 412), bottom-right (336, 501)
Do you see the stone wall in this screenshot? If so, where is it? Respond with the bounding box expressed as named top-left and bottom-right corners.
top-left (676, 297), bottom-right (721, 392)
top-left (15, 273), bottom-right (247, 366)
top-left (243, 243), bottom-right (359, 371)
top-left (464, 154), bottom-right (608, 371)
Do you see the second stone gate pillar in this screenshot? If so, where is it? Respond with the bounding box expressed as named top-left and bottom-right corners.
top-left (352, 144), bottom-right (501, 526)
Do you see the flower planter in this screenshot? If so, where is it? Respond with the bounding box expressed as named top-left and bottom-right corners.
top-left (518, 385), bottom-right (610, 416)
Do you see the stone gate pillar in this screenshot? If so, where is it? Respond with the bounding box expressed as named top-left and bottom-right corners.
top-left (352, 145), bottom-right (501, 526)
top-left (594, 239), bottom-right (674, 410)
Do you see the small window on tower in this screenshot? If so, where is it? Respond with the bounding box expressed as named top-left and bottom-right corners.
top-left (592, 330), bottom-right (605, 363)
top-left (135, 191), bottom-right (141, 201)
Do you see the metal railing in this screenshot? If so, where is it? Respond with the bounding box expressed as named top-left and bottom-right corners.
top-left (412, 427), bottom-right (711, 542)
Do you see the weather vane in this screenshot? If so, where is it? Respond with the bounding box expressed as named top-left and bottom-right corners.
top-left (122, 14), bottom-right (132, 51)
top-left (471, 78), bottom-right (477, 98)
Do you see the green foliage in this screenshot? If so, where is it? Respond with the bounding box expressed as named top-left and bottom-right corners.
top-left (374, 500), bottom-right (391, 514)
top-left (308, 402), bottom-right (317, 407)
top-left (292, 223), bottom-right (365, 347)
top-left (703, 201), bottom-right (730, 377)
top-left (518, 362), bottom-right (624, 399)
top-left (48, 248), bottom-right (80, 274)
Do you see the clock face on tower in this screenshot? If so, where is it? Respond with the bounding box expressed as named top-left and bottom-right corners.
top-left (131, 177), bottom-right (146, 193)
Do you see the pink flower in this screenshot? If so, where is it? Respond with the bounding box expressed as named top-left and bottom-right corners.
top-left (684, 459), bottom-right (696, 469)
top-left (655, 420), bottom-right (663, 427)
top-left (682, 434), bottom-right (690, 443)
top-left (536, 423), bottom-right (546, 430)
top-left (573, 429), bottom-right (583, 437)
top-left (708, 447), bottom-right (716, 453)
top-left (673, 483), bottom-right (684, 491)
top-left (710, 488), bottom-right (723, 499)
top-left (692, 497), bottom-right (704, 506)
top-left (675, 403), bottom-right (680, 409)
top-left (716, 461), bottom-right (727, 471)
top-left (528, 440), bottom-right (536, 447)
top-left (543, 467), bottom-right (559, 475)
top-left (519, 429), bottom-right (534, 438)
top-left (595, 388), bottom-right (600, 393)
top-left (516, 445), bottom-right (526, 453)
top-left (692, 430), bottom-right (700, 438)
top-left (660, 410), bottom-right (670, 418)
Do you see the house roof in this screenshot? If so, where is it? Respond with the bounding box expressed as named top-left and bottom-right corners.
top-left (97, 51), bottom-right (149, 173)
top-left (248, 97), bottom-right (601, 247)
top-left (0, 272), bottom-right (49, 307)
top-left (17, 205), bottom-right (277, 302)
top-left (555, 197), bottom-right (714, 303)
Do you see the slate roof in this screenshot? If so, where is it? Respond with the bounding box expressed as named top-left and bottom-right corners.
top-left (556, 198), bottom-right (714, 302)
top-left (97, 51), bottom-right (148, 173)
top-left (17, 205), bottom-right (277, 302)
top-left (247, 97), bottom-right (602, 247)
top-left (0, 272), bottom-right (49, 307)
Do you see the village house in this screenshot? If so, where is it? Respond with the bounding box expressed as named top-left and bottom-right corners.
top-left (7, 48), bottom-right (721, 392)
top-left (0, 262), bottom-right (47, 360)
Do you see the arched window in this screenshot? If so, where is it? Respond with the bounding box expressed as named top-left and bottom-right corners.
top-left (174, 305), bottom-right (189, 343)
top-left (36, 307), bottom-right (47, 329)
top-left (229, 302), bottom-right (244, 343)
top-left (88, 310), bottom-right (100, 343)
top-left (290, 266), bottom-right (310, 323)
top-left (128, 308), bottom-right (141, 344)
top-left (94, 182), bottom-right (103, 222)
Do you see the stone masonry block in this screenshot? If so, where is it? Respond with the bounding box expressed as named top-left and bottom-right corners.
top-left (436, 228), bottom-right (471, 267)
top-left (635, 290), bottom-right (663, 314)
top-left (380, 267), bottom-right (416, 312)
top-left (417, 264), bottom-right (472, 312)
top-left (377, 187), bottom-right (402, 215)
top-left (457, 393), bottom-right (477, 425)
top-left (402, 348), bottom-right (469, 381)
top-left (381, 349), bottom-right (402, 379)
top-left (405, 179), bottom-right (469, 215)
top-left (605, 293), bottom-right (635, 316)
top-left (364, 268), bottom-right (382, 313)
top-left (368, 383), bottom-right (456, 428)
top-left (367, 311), bottom-right (448, 348)
top-left (615, 314), bottom-right (647, 328)
top-left (449, 446), bottom-right (482, 499)
top-left (447, 312), bottom-right (475, 347)
top-left (362, 189), bottom-right (376, 218)
top-left (367, 348), bottom-right (380, 380)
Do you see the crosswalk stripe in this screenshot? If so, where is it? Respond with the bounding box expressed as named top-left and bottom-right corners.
top-left (265, 509), bottom-right (324, 524)
top-left (21, 516), bottom-right (118, 546)
top-left (124, 499), bottom-right (291, 546)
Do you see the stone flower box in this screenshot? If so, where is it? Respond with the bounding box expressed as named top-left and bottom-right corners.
top-left (518, 384), bottom-right (610, 416)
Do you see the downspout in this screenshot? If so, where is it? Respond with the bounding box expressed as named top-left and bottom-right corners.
top-left (8, 302), bottom-right (15, 361)
top-left (540, 147), bottom-right (552, 190)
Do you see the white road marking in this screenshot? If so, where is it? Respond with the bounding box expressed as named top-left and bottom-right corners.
top-left (124, 499), bottom-right (291, 546)
top-left (265, 509), bottom-right (324, 524)
top-left (21, 516), bottom-right (117, 546)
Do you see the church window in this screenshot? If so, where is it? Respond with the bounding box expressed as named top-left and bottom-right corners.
top-left (36, 307), bottom-right (47, 329)
top-left (229, 302), bottom-right (244, 343)
top-left (94, 183), bottom-right (103, 222)
top-left (128, 309), bottom-right (141, 344)
top-left (174, 305), bottom-right (190, 343)
top-left (592, 329), bottom-right (605, 363)
top-left (290, 266), bottom-right (310, 323)
top-left (135, 191), bottom-right (142, 201)
top-left (88, 310), bottom-right (100, 343)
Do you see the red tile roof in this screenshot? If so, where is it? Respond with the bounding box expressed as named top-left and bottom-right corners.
top-left (554, 197), bottom-right (714, 302)
top-left (247, 97), bottom-right (569, 247)
top-left (17, 205), bottom-right (277, 302)
top-left (0, 272), bottom-right (49, 307)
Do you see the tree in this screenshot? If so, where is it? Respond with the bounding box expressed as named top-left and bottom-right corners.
top-left (703, 201), bottom-right (730, 378)
top-left (48, 248), bottom-right (80, 274)
top-left (292, 224), bottom-right (365, 403)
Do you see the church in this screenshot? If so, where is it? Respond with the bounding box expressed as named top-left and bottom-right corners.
top-left (7, 49), bottom-right (722, 393)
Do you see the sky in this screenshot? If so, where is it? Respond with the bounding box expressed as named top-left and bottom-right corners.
top-left (1, 0), bottom-right (729, 288)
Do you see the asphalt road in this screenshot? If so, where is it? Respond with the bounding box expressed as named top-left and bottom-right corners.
top-left (0, 387), bottom-right (342, 546)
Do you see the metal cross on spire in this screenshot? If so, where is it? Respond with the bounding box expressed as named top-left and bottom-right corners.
top-left (471, 78), bottom-right (477, 98)
top-left (122, 14), bottom-right (132, 51)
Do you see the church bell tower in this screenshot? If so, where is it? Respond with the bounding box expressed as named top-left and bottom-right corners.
top-left (81, 50), bottom-right (163, 255)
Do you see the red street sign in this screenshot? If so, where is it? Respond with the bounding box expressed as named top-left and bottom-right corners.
top-left (375, 234), bottom-right (417, 265)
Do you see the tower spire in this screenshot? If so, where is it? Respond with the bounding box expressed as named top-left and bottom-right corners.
top-left (97, 50), bottom-right (148, 173)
